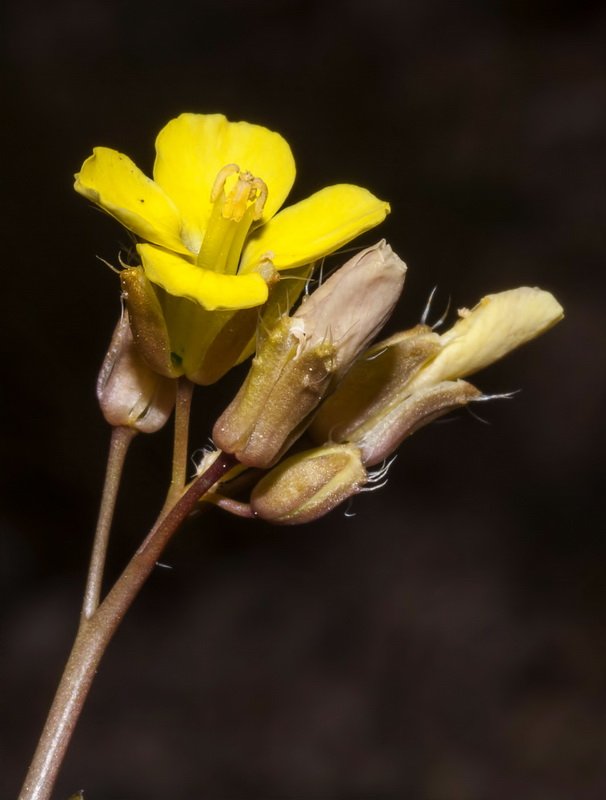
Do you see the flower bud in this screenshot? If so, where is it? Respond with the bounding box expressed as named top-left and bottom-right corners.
top-left (290, 240), bottom-right (407, 380)
top-left (310, 325), bottom-right (441, 445)
top-left (250, 443), bottom-right (367, 524)
top-left (213, 241), bottom-right (407, 467)
top-left (97, 311), bottom-right (176, 432)
top-left (311, 286), bottom-right (563, 466)
top-left (235, 263), bottom-right (315, 366)
top-left (213, 315), bottom-right (337, 468)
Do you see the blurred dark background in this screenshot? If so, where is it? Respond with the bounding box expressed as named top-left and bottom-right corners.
top-left (2, 1), bottom-right (605, 798)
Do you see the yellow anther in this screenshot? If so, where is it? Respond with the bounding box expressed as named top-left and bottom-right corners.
top-left (250, 178), bottom-right (269, 220)
top-left (210, 165), bottom-right (269, 222)
top-left (223, 174), bottom-right (255, 221)
top-left (210, 164), bottom-right (240, 203)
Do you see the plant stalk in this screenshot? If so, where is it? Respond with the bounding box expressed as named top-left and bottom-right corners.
top-left (81, 425), bottom-right (137, 621)
top-left (19, 451), bottom-right (238, 800)
top-left (164, 376), bottom-right (195, 510)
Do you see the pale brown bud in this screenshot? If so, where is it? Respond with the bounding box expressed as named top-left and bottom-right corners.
top-left (290, 240), bottom-right (407, 380)
top-left (250, 443), bottom-right (367, 524)
top-left (310, 325), bottom-right (441, 445)
top-left (213, 241), bottom-right (407, 468)
top-left (97, 312), bottom-right (176, 432)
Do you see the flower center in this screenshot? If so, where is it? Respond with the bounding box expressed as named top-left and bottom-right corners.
top-left (196, 164), bottom-right (269, 275)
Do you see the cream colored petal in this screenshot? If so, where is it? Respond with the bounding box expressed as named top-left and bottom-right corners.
top-left (74, 148), bottom-right (189, 254)
top-left (137, 244), bottom-right (269, 311)
top-left (153, 113), bottom-right (296, 253)
top-left (405, 287), bottom-right (564, 392)
top-left (239, 185), bottom-right (390, 273)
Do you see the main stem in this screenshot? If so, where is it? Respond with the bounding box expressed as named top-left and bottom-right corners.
top-left (19, 451), bottom-right (239, 800)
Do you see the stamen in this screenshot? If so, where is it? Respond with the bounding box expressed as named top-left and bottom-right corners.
top-left (198, 165), bottom-right (269, 273)
top-left (223, 172), bottom-right (253, 221)
top-left (250, 178), bottom-right (268, 220)
top-left (210, 164), bottom-right (240, 204)
top-left (222, 171), bottom-right (269, 222)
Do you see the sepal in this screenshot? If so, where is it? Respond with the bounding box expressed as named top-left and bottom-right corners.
top-left (350, 379), bottom-right (482, 466)
top-left (120, 267), bottom-right (180, 377)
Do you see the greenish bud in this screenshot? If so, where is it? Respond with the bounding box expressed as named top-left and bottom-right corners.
top-left (97, 312), bottom-right (176, 432)
top-left (250, 443), bottom-right (367, 524)
top-left (213, 315), bottom-right (338, 467)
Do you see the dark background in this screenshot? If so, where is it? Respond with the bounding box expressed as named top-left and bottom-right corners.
top-left (2, 1), bottom-right (605, 798)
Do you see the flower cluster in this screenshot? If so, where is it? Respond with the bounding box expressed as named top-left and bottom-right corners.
top-left (78, 113), bottom-right (563, 524)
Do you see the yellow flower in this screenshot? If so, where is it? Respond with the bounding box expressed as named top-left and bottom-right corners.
top-left (74, 113), bottom-right (390, 313)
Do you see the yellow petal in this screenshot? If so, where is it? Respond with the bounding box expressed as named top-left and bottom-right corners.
top-left (239, 185), bottom-right (390, 272)
top-left (137, 244), bottom-right (269, 311)
top-left (153, 114), bottom-right (296, 253)
top-left (74, 148), bottom-right (189, 254)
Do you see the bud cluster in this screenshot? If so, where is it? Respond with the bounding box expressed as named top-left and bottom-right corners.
top-left (208, 248), bottom-right (563, 523)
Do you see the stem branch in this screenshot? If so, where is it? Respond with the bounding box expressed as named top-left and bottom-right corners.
top-left (165, 376), bottom-right (194, 509)
top-left (81, 426), bottom-right (137, 621)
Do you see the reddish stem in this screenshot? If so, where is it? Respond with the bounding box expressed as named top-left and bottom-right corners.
top-left (19, 451), bottom-right (239, 800)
